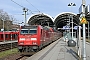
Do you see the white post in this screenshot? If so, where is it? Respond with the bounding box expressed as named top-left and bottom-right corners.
top-left (82, 0), bottom-right (86, 60)
top-left (68, 3), bottom-right (76, 39)
top-left (88, 22), bottom-right (89, 40)
top-left (72, 15), bottom-right (73, 39)
top-left (3, 19), bottom-right (5, 42)
top-left (11, 33), bottom-right (12, 51)
top-left (78, 26), bottom-right (81, 58)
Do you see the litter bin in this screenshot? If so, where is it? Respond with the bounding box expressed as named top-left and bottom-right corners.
top-left (67, 40), bottom-right (76, 47)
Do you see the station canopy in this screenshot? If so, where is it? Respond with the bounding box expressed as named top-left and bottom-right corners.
top-left (27, 12), bottom-right (89, 30)
top-left (54, 12), bottom-right (80, 30)
top-left (27, 13), bottom-right (54, 27)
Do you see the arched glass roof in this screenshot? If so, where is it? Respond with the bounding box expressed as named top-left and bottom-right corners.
top-left (54, 12), bottom-right (80, 29)
top-left (27, 13), bottom-right (54, 27)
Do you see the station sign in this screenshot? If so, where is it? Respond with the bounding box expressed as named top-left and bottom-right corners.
top-left (74, 26), bottom-right (78, 30)
top-left (63, 26), bottom-right (70, 30)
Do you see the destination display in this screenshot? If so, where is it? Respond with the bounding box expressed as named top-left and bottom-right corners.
top-left (21, 26), bottom-right (37, 29)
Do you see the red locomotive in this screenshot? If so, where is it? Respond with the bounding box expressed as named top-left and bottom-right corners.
top-left (0, 31), bottom-right (18, 42)
top-left (18, 25), bottom-right (61, 52)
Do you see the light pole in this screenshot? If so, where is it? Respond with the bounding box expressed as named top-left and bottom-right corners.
top-left (82, 0), bottom-right (86, 60)
top-left (23, 8), bottom-right (28, 25)
top-left (68, 3), bottom-right (76, 39)
top-left (11, 32), bottom-right (12, 51)
top-left (2, 19), bottom-right (5, 42)
top-left (88, 22), bottom-right (89, 40)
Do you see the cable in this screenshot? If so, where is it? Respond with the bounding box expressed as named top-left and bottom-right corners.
top-left (11, 0), bottom-right (24, 8)
top-left (10, 0), bottom-right (33, 14)
top-left (25, 0), bottom-right (41, 13)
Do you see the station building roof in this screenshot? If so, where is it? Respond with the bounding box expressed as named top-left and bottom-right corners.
top-left (54, 12), bottom-right (80, 29)
top-left (26, 12), bottom-right (90, 30)
top-left (27, 13), bottom-right (54, 27)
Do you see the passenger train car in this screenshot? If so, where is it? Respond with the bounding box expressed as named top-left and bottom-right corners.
top-left (18, 25), bottom-right (61, 52)
top-left (0, 31), bottom-right (18, 41)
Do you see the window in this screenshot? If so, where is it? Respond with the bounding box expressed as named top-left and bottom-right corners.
top-left (20, 29), bottom-right (37, 34)
top-left (20, 29), bottom-right (28, 34)
top-left (1, 34), bottom-right (3, 38)
top-left (5, 34), bottom-right (8, 38)
top-left (29, 29), bottom-right (37, 34)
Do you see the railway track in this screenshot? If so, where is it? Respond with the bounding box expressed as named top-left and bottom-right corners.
top-left (16, 41), bottom-right (58, 60)
top-left (16, 52), bottom-right (35, 60)
top-left (0, 42), bottom-right (17, 52)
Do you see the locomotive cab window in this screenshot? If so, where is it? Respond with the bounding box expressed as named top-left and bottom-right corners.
top-left (20, 29), bottom-right (37, 34)
top-left (20, 29), bottom-right (28, 34)
top-left (29, 29), bottom-right (37, 34)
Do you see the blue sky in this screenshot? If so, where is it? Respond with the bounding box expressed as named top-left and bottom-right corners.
top-left (0, 0), bottom-right (90, 24)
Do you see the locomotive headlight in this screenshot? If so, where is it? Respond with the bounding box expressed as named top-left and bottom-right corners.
top-left (33, 42), bottom-right (37, 44)
top-left (20, 38), bottom-right (25, 41)
top-left (31, 38), bottom-right (37, 41)
top-left (19, 42), bottom-right (24, 44)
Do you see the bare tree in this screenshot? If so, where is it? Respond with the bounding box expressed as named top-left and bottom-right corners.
top-left (0, 9), bottom-right (17, 30)
top-left (0, 9), bottom-right (10, 20)
top-left (9, 15), bottom-right (17, 24)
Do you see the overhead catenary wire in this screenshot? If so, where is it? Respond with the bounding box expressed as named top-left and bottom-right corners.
top-left (10, 0), bottom-right (33, 14)
top-left (11, 0), bottom-right (23, 8)
top-left (25, 0), bottom-right (41, 13)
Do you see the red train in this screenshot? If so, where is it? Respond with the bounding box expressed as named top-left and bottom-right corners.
top-left (18, 25), bottom-right (61, 52)
top-left (0, 31), bottom-right (18, 42)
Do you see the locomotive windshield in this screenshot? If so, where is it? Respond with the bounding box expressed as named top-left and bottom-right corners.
top-left (20, 26), bottom-right (37, 34)
top-left (20, 29), bottom-right (37, 34)
top-left (29, 29), bottom-right (37, 34)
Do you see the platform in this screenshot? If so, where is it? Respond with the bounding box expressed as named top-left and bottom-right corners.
top-left (26, 38), bottom-right (79, 60)
top-left (0, 40), bottom-right (17, 44)
top-left (81, 41), bottom-right (90, 60)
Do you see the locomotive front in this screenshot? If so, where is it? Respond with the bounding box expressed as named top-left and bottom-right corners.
top-left (18, 25), bottom-right (40, 52)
